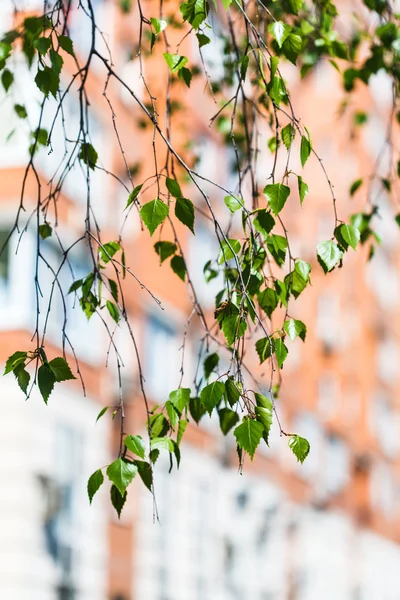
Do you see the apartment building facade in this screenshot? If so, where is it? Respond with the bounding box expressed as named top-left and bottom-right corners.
top-left (1, 1), bottom-right (400, 599)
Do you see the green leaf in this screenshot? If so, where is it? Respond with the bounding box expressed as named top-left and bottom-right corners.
top-left (218, 238), bottom-right (241, 264)
top-left (150, 437), bottom-right (175, 452)
top-left (317, 240), bottom-right (343, 273)
top-left (283, 318), bottom-right (307, 342)
top-left (0, 42), bottom-right (12, 62)
top-left (48, 357), bottom-right (76, 382)
top-left (124, 435), bottom-right (146, 459)
top-left (254, 393), bottom-right (273, 444)
top-left (14, 104), bottom-right (27, 119)
top-left (1, 69), bottom-right (13, 91)
top-left (149, 413), bottom-right (169, 438)
top-left (170, 255), bottom-right (186, 281)
top-left (263, 183), bottom-right (290, 215)
top-left (110, 484), bottom-right (127, 518)
top-left (35, 66), bottom-right (59, 98)
top-left (58, 35), bottom-right (74, 56)
top-left (39, 223), bottom-right (52, 240)
top-left (288, 0), bottom-right (303, 14)
top-left (14, 364), bottom-right (30, 394)
top-left (106, 458), bottom-right (137, 496)
top-left (154, 241), bottom-right (177, 263)
top-left (196, 33), bottom-right (211, 47)
top-left (140, 199), bottom-right (169, 236)
top-left (255, 337), bottom-right (274, 364)
top-left (163, 52), bottom-right (188, 73)
top-left (268, 22), bottom-right (291, 48)
top-left (204, 353), bottom-right (219, 379)
top-left (297, 176), bottom-right (309, 205)
top-left (106, 300), bottom-right (120, 324)
top-left (234, 418), bottom-right (264, 459)
top-left (4, 351), bottom-right (27, 375)
top-left (240, 54), bottom-right (249, 80)
top-left (218, 408), bottom-right (239, 435)
top-left (340, 224), bottom-right (360, 251)
top-left (178, 66), bottom-right (192, 87)
top-left (68, 279), bottom-right (83, 294)
top-left (221, 315), bottom-right (247, 346)
top-left (87, 469), bottom-right (104, 503)
top-left (33, 37), bottom-right (51, 55)
top-left (134, 460), bottom-right (153, 491)
top-left (150, 17), bottom-right (167, 34)
top-left (125, 184), bottom-right (143, 209)
top-left (258, 287), bottom-right (278, 318)
top-left (175, 197), bottom-right (195, 233)
top-left (166, 177), bottom-right (182, 197)
top-left (38, 364), bottom-right (56, 403)
top-left (224, 195), bottom-right (242, 213)
top-left (282, 33), bottom-right (302, 65)
top-left (35, 128), bottom-right (48, 146)
top-left (96, 406), bottom-right (109, 422)
top-left (169, 388), bottom-right (190, 414)
top-left (225, 377), bottom-right (241, 407)
top-left (253, 210), bottom-right (275, 237)
top-left (350, 178), bottom-right (362, 196)
top-left (177, 419), bottom-right (188, 445)
top-left (189, 396), bottom-right (206, 423)
top-left (266, 234), bottom-right (287, 266)
top-left (274, 338), bottom-right (288, 368)
top-left (300, 135), bottom-right (311, 167)
top-left (281, 123), bottom-right (295, 149)
top-left (289, 434), bottom-right (310, 463)
top-left (79, 143), bottom-right (98, 170)
top-left (166, 400), bottom-right (180, 428)
top-left (99, 241), bottom-right (121, 263)
top-left (180, 0), bottom-right (209, 29)
top-left (108, 278), bottom-right (119, 303)
top-left (200, 380), bottom-right (225, 415)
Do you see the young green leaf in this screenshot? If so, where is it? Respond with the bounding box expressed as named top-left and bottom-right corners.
top-left (4, 351), bottom-right (27, 375)
top-left (281, 123), bottom-right (295, 149)
top-left (150, 17), bottom-right (167, 34)
top-left (163, 53), bottom-right (188, 72)
top-left (150, 437), bottom-right (175, 452)
top-left (140, 199), bottom-right (169, 236)
top-left (106, 300), bottom-right (120, 324)
top-left (282, 33), bottom-right (302, 65)
top-left (87, 469), bottom-right (104, 504)
top-left (48, 357), bottom-right (76, 382)
top-left (170, 255), bottom-right (186, 281)
top-left (234, 418), bottom-right (264, 459)
top-left (38, 364), bottom-right (56, 404)
top-left (224, 195), bottom-right (242, 213)
top-left (169, 388), bottom-right (190, 414)
top-left (58, 35), bottom-right (74, 56)
top-left (258, 287), bottom-right (278, 318)
top-left (125, 184), bottom-right (143, 209)
top-left (283, 318), bottom-right (307, 342)
top-left (166, 177), bottom-right (182, 197)
top-left (255, 337), bottom-right (274, 364)
top-left (274, 338), bottom-right (288, 368)
top-left (14, 104), bottom-right (27, 119)
top-left (218, 239), bottom-right (241, 264)
top-left (300, 135), bottom-right (311, 167)
top-left (263, 183), bottom-right (290, 215)
top-left (317, 240), bottom-right (343, 273)
top-left (268, 21), bottom-right (291, 48)
top-left (340, 224), bottom-right (360, 251)
top-left (106, 458), bottom-right (137, 496)
top-left (200, 380), bottom-right (225, 415)
top-left (154, 241), bottom-right (177, 263)
top-left (218, 408), bottom-right (239, 435)
top-left (225, 377), bottom-right (241, 407)
top-left (204, 353), bottom-right (219, 379)
top-left (1, 69), bottom-right (13, 91)
top-left (14, 364), bottom-right (30, 394)
top-left (39, 223), bottom-right (52, 240)
top-left (110, 484), bottom-right (127, 518)
top-left (189, 396), bottom-right (206, 424)
top-left (221, 315), bottom-right (247, 346)
top-left (297, 176), bottom-right (309, 205)
top-left (350, 179), bottom-right (363, 196)
top-left (253, 210), bottom-right (275, 237)
top-left (254, 393), bottom-right (273, 444)
top-left (134, 460), bottom-right (153, 491)
top-left (289, 434), bottom-right (310, 463)
top-left (124, 435), bottom-right (146, 459)
top-left (96, 406), bottom-right (109, 422)
top-left (177, 419), bottom-right (188, 446)
top-left (175, 197), bottom-right (195, 233)
top-left (79, 142), bottom-right (98, 170)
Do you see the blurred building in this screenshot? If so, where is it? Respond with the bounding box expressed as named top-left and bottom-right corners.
top-left (1, 1), bottom-right (400, 599)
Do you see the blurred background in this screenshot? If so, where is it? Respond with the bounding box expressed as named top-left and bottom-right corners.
top-left (1, 0), bottom-right (400, 599)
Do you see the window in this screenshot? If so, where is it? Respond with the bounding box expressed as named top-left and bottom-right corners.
top-left (321, 435), bottom-right (350, 496)
top-left (188, 223), bottom-right (221, 307)
top-left (144, 315), bottom-right (181, 401)
top-left (318, 372), bottom-right (340, 418)
top-left (316, 292), bottom-right (340, 351)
